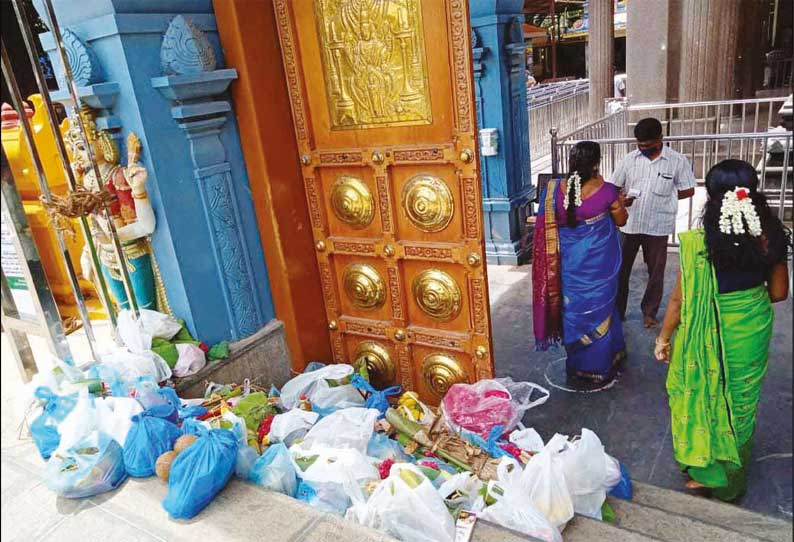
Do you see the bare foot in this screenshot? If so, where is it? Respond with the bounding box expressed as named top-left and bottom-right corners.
top-left (685, 480), bottom-right (706, 489)
top-left (644, 316), bottom-right (658, 328)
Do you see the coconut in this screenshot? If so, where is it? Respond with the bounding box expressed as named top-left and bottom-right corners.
top-left (174, 434), bottom-right (198, 455)
top-left (155, 450), bottom-right (177, 481)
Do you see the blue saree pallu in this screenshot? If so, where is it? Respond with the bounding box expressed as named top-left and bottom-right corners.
top-left (560, 213), bottom-right (626, 381)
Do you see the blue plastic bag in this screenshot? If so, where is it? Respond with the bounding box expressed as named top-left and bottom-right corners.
top-left (608, 462), bottom-right (633, 500)
top-left (350, 375), bottom-right (401, 419)
top-left (235, 445), bottom-right (259, 479)
top-left (180, 417), bottom-right (208, 436)
top-left (179, 405), bottom-right (208, 420)
top-left (123, 404), bottom-right (181, 477)
top-left (249, 443), bottom-right (298, 496)
top-left (366, 432), bottom-right (413, 463)
top-left (30, 387), bottom-right (77, 460)
top-left (295, 480), bottom-right (350, 516)
top-left (162, 428), bottom-right (238, 519)
top-left (43, 430), bottom-right (127, 498)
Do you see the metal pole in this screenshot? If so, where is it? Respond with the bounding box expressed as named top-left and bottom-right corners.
top-left (0, 42), bottom-right (98, 361)
top-left (10, 0), bottom-right (117, 328)
top-left (40, 0), bottom-right (140, 318)
top-left (550, 128), bottom-right (559, 175)
top-left (779, 135), bottom-right (791, 220)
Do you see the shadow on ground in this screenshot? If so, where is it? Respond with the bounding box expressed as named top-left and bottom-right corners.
top-left (489, 253), bottom-right (793, 520)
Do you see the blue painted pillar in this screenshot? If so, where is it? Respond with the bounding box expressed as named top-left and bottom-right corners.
top-left (471, 1), bottom-right (533, 265)
top-left (34, 1), bottom-right (275, 344)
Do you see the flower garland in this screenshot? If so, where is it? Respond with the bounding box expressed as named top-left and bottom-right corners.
top-left (719, 187), bottom-right (762, 237)
top-left (562, 172), bottom-right (582, 209)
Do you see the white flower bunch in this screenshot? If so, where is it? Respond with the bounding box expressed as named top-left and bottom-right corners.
top-left (719, 187), bottom-right (762, 237)
top-left (563, 172), bottom-right (582, 210)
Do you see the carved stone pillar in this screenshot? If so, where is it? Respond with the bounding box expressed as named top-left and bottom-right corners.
top-left (470, 0), bottom-right (533, 266)
top-left (588, 0), bottom-right (614, 120)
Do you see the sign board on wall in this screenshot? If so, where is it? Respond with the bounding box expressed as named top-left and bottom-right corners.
top-left (1, 210), bottom-right (36, 318)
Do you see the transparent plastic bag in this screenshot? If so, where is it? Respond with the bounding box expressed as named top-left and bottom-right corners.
top-left (366, 432), bottom-right (413, 463)
top-left (269, 409), bottom-right (319, 446)
top-left (43, 430), bottom-right (127, 499)
top-left (123, 405), bottom-right (181, 477)
top-left (509, 427), bottom-right (545, 453)
top-left (95, 396), bottom-right (144, 447)
top-left (300, 407), bottom-right (379, 454)
top-left (163, 428), bottom-right (238, 519)
top-left (438, 472), bottom-right (484, 513)
top-left (347, 463), bottom-right (455, 542)
top-left (557, 429), bottom-right (609, 519)
top-left (296, 480), bottom-right (352, 516)
top-left (280, 364), bottom-right (356, 410)
top-left (55, 388), bottom-right (98, 455)
top-left (250, 442), bottom-right (298, 496)
top-left (235, 445), bottom-right (259, 479)
top-left (173, 343), bottom-right (206, 378)
top-left (138, 309), bottom-right (182, 340)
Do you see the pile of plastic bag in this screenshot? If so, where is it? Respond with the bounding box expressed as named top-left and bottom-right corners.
top-left (26, 330), bottom-right (633, 540)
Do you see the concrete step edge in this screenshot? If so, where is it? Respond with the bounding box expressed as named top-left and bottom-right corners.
top-left (610, 497), bottom-right (773, 542)
top-left (629, 482), bottom-right (793, 542)
top-left (564, 514), bottom-right (666, 542)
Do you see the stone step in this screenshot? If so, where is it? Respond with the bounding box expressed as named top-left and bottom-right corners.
top-left (626, 482), bottom-right (793, 542)
top-left (562, 514), bottom-right (663, 542)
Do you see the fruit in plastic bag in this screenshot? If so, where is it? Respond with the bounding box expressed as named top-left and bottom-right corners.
top-left (29, 387), bottom-right (77, 460)
top-left (249, 442), bottom-right (298, 496)
top-left (347, 463), bottom-right (455, 542)
top-left (174, 434), bottom-right (198, 454)
top-left (162, 428), bottom-right (238, 519)
top-left (478, 457), bottom-right (562, 542)
top-left (268, 408), bottom-right (319, 446)
top-left (523, 435), bottom-right (575, 529)
top-left (123, 404), bottom-right (181, 477)
top-left (43, 430), bottom-right (127, 499)
top-left (235, 445), bottom-right (259, 480)
top-left (280, 364), bottom-right (358, 410)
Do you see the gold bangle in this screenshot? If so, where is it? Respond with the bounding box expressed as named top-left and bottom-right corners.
top-left (655, 337), bottom-right (670, 346)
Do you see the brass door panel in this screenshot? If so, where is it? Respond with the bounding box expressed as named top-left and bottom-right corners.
top-left (274, 0), bottom-right (493, 403)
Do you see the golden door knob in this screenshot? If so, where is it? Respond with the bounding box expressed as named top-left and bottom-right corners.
top-left (475, 345), bottom-right (488, 359)
top-left (371, 151), bottom-right (385, 164)
top-left (459, 149), bottom-right (474, 163)
top-left (467, 253), bottom-right (481, 266)
top-left (383, 244), bottom-right (395, 257)
top-left (394, 329), bottom-right (406, 341)
top-left (328, 320), bottom-right (338, 331)
top-left (315, 240), bottom-right (326, 252)
top-left (300, 154), bottom-right (312, 166)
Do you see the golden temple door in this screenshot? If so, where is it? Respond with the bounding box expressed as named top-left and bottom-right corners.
top-left (274, 0), bottom-right (493, 403)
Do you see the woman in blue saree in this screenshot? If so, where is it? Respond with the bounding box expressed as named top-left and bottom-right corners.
top-left (533, 141), bottom-right (629, 384)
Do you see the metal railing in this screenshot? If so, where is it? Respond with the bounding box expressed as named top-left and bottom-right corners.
top-left (529, 90), bottom-right (590, 162)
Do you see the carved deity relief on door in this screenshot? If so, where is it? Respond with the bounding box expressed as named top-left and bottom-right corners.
top-left (274, 0), bottom-right (493, 403)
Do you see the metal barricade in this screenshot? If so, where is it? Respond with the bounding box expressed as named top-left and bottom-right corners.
top-left (529, 91), bottom-right (590, 162)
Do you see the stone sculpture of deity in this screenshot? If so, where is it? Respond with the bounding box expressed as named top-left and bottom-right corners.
top-left (65, 104), bottom-right (163, 312)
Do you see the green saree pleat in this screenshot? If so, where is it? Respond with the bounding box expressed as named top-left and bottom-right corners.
top-left (667, 230), bottom-right (773, 501)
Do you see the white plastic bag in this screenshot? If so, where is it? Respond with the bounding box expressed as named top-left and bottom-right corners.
top-left (139, 309), bottom-right (182, 340)
top-left (173, 343), bottom-right (206, 378)
top-left (509, 427), bottom-right (545, 453)
top-left (95, 396), bottom-right (144, 447)
top-left (522, 434), bottom-right (574, 529)
top-left (605, 453), bottom-right (622, 489)
top-left (557, 428), bottom-right (611, 519)
top-left (479, 457), bottom-right (562, 542)
top-left (495, 377), bottom-right (550, 421)
top-left (301, 407), bottom-right (378, 454)
top-left (280, 364), bottom-right (355, 409)
top-left (269, 409), bottom-right (319, 446)
top-left (347, 464), bottom-right (455, 542)
top-left (116, 310), bottom-right (152, 353)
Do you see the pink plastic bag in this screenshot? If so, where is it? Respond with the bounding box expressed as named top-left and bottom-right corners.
top-left (442, 379), bottom-right (550, 438)
top-left (442, 380), bottom-right (517, 438)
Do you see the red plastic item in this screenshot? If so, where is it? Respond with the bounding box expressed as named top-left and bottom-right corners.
top-left (378, 458), bottom-right (394, 479)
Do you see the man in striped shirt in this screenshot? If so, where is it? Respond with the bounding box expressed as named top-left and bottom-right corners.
top-left (612, 118), bottom-right (696, 328)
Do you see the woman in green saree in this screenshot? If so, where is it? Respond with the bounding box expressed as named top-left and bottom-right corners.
top-left (654, 160), bottom-right (790, 502)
